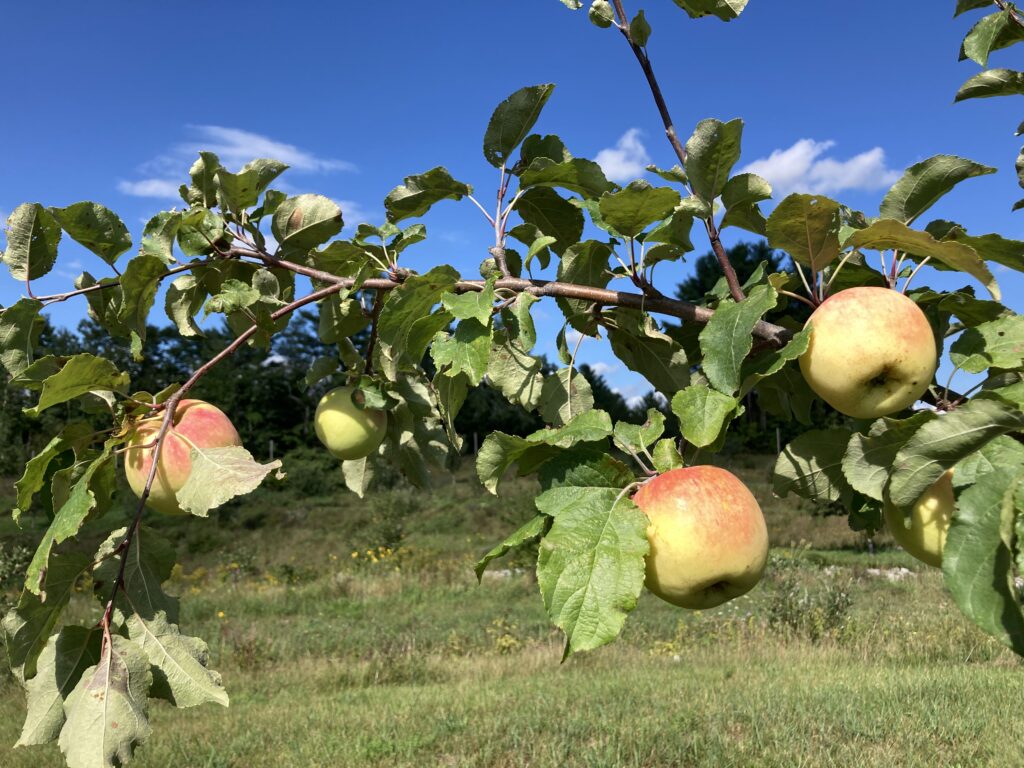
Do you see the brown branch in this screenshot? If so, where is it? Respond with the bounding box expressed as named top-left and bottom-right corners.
top-left (994, 0), bottom-right (1024, 28)
top-left (35, 262), bottom-right (200, 306)
top-left (608, 0), bottom-right (746, 303)
top-left (242, 249), bottom-right (793, 346)
top-left (363, 290), bottom-right (384, 376)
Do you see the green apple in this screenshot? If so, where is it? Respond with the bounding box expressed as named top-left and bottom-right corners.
top-left (124, 399), bottom-right (242, 515)
top-left (314, 386), bottom-right (387, 460)
top-left (632, 465), bottom-right (769, 610)
top-left (884, 469), bottom-right (954, 568)
top-left (799, 287), bottom-right (937, 419)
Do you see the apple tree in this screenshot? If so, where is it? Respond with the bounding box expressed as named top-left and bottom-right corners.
top-left (2, 1), bottom-right (1024, 765)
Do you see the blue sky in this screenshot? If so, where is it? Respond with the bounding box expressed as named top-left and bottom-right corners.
top-left (2, 0), bottom-right (1021, 403)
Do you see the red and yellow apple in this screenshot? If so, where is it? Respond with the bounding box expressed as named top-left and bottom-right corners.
top-left (314, 386), bottom-right (387, 460)
top-left (632, 466), bottom-right (769, 609)
top-left (799, 287), bottom-right (937, 419)
top-left (124, 399), bottom-right (241, 515)
top-left (884, 469), bottom-right (954, 568)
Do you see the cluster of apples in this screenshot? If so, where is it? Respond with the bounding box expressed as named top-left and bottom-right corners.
top-left (122, 286), bottom-right (949, 611)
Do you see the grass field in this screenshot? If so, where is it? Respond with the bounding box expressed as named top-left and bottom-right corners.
top-left (2, 453), bottom-right (1023, 767)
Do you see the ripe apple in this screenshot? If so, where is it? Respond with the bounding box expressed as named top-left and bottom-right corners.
top-left (124, 399), bottom-right (241, 515)
top-left (799, 286), bottom-right (937, 419)
top-left (314, 386), bottom-right (387, 460)
top-left (884, 469), bottom-right (954, 568)
top-left (632, 465), bottom-right (769, 610)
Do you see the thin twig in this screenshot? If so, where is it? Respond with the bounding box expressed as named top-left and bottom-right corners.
top-left (608, 0), bottom-right (746, 302)
top-left (363, 290), bottom-right (384, 376)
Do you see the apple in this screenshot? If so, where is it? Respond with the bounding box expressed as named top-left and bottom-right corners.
top-left (884, 469), bottom-right (954, 568)
top-left (124, 399), bottom-right (241, 515)
top-left (799, 286), bottom-right (937, 419)
top-left (632, 465), bottom-right (769, 610)
top-left (314, 386), bottom-right (387, 460)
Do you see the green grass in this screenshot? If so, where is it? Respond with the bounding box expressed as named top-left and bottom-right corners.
top-left (2, 454), bottom-right (1022, 767)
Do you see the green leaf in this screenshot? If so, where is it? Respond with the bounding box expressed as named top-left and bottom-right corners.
top-left (671, 0), bottom-right (748, 20)
top-left (720, 172), bottom-right (772, 235)
top-left (58, 635), bottom-right (152, 768)
top-left (598, 181), bottom-right (681, 237)
top-left (377, 265), bottom-right (459, 379)
top-left (519, 134), bottom-right (572, 167)
top-left (963, 11), bottom-right (1024, 67)
top-left (164, 274), bottom-right (206, 337)
top-left (203, 277), bottom-right (261, 316)
top-left (126, 611), bottom-right (227, 708)
top-left (555, 240), bottom-right (612, 334)
top-left (12, 421), bottom-right (95, 522)
top-left (926, 221), bottom-right (1024, 274)
top-left (671, 386), bottom-right (739, 448)
top-left (2, 552), bottom-right (90, 681)
top-left (612, 409), bottom-right (665, 455)
top-left (385, 166), bottom-right (472, 223)
top-left (484, 84), bottom-right (556, 168)
top-left (956, 0), bottom-right (998, 15)
top-left (176, 445), bottom-right (283, 517)
top-left (0, 297), bottom-right (43, 377)
top-left (535, 451), bottom-right (648, 656)
top-left (318, 295), bottom-right (369, 344)
top-left (943, 471), bottom-right (1024, 655)
top-left (476, 432), bottom-right (559, 494)
top-left (953, 435), bottom-right (1024, 486)
top-left (774, 428), bottom-right (855, 504)
top-left (24, 444), bottom-right (115, 593)
top-left (757, 363), bottom-right (817, 425)
top-left (486, 332), bottom-right (544, 410)
top-left (738, 326), bottom-right (811, 396)
top-left (116, 254), bottom-right (168, 359)
top-left (176, 207), bottom-right (225, 257)
top-left (272, 194), bottom-right (343, 251)
top-left (431, 321), bottom-right (492, 385)
top-left (181, 151), bottom-right (222, 208)
top-left (606, 309), bottom-right (690, 397)
top-left (342, 457), bottom-right (375, 498)
top-left (139, 211), bottom-right (181, 265)
top-left (25, 356), bottom-right (129, 417)
top-left (684, 118), bottom-right (744, 202)
top-left (651, 438), bottom-right (684, 473)
top-left (630, 9), bottom-right (652, 45)
top-left (515, 187), bottom-right (584, 255)
top-left (441, 277), bottom-right (496, 325)
top-left (889, 394), bottom-right (1024, 507)
top-left (476, 515), bottom-right (549, 579)
top-left (847, 219), bottom-right (1000, 300)
top-left (879, 155), bottom-right (996, 225)
top-left (3, 203), bottom-right (61, 281)
top-left (646, 164), bottom-right (688, 184)
top-left (698, 283), bottom-right (778, 394)
top-left (520, 157), bottom-right (615, 199)
top-left (51, 202), bottom-right (131, 264)
top-left (16, 626), bottom-right (101, 747)
top-left (540, 368), bottom-right (595, 426)
top-left (841, 412), bottom-right (936, 502)
top-left (766, 193), bottom-right (842, 272)
top-left (949, 315), bottom-right (1024, 373)
top-left (434, 370), bottom-right (469, 450)
top-left (216, 158), bottom-right (288, 213)
top-left (529, 409), bottom-right (614, 448)
top-left (955, 68), bottom-right (1024, 101)
top-left (501, 292), bottom-right (539, 351)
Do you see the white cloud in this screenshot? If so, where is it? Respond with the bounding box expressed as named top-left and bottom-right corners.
top-left (338, 199), bottom-right (372, 229)
top-left (588, 361), bottom-right (618, 378)
top-left (117, 179), bottom-right (181, 199)
top-left (119, 125), bottom-right (356, 199)
top-left (180, 125), bottom-right (356, 173)
top-left (740, 139), bottom-right (900, 199)
top-left (564, 328), bottom-right (585, 347)
top-left (595, 128), bottom-right (650, 184)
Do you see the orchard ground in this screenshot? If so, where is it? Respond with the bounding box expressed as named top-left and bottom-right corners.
top-left (2, 453), bottom-right (1023, 768)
